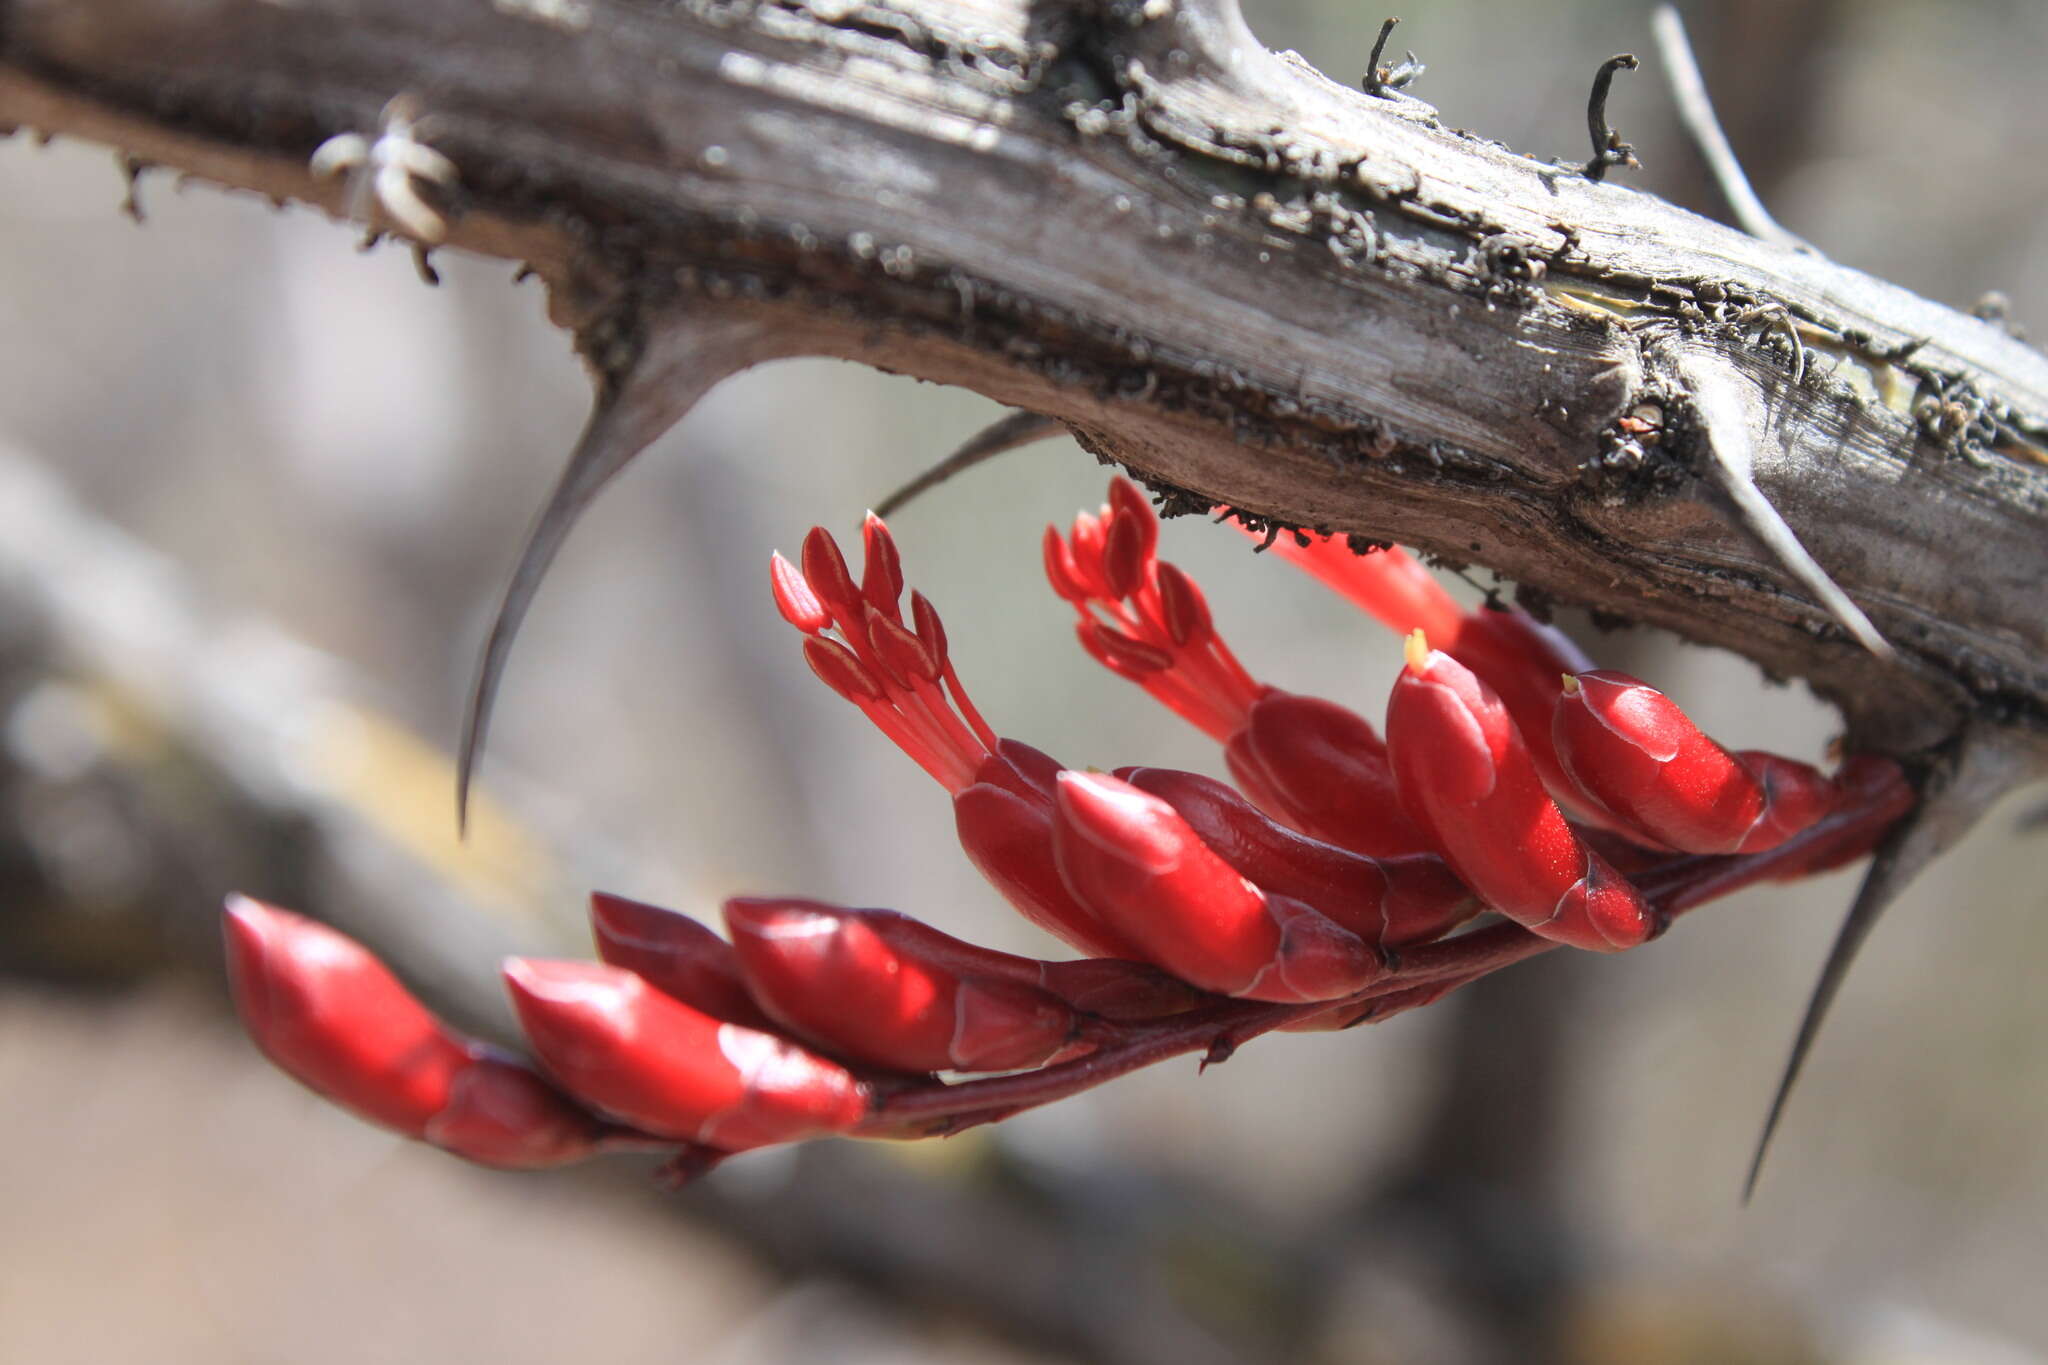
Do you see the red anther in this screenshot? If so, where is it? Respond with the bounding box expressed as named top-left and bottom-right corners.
top-left (953, 781), bottom-right (1144, 959)
top-left (860, 512), bottom-right (906, 617)
top-left (800, 525), bottom-right (864, 623)
top-left (223, 896), bottom-right (602, 1168)
top-left (910, 590), bottom-right (948, 661)
top-left (1101, 510), bottom-right (1147, 600)
top-left (1223, 690), bottom-right (1432, 858)
top-left (1042, 525), bottom-right (1088, 604)
top-left (1051, 771), bottom-right (1382, 1001)
top-left (803, 635), bottom-right (885, 703)
top-left (1069, 510), bottom-right (1110, 595)
top-left (1154, 562), bottom-right (1212, 647)
top-left (1120, 766), bottom-right (1477, 948)
top-left (1387, 637), bottom-right (1658, 952)
top-left (867, 605), bottom-right (940, 686)
top-left (770, 551), bottom-right (829, 634)
top-left (723, 898), bottom-right (1080, 1073)
top-left (1107, 476), bottom-right (1160, 563)
top-left (503, 958), bottom-right (867, 1151)
top-left (1087, 621), bottom-right (1176, 675)
top-left (588, 891), bottom-right (778, 1032)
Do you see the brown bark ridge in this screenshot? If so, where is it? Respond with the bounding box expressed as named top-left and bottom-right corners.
top-left (4, 0), bottom-right (2045, 787)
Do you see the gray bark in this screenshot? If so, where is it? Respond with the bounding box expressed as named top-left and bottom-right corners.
top-left (4, 0), bottom-right (2044, 776)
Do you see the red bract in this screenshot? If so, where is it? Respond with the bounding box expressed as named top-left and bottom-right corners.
top-left (225, 479), bottom-right (1913, 1183)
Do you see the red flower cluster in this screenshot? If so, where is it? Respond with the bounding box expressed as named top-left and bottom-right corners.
top-left (223, 479), bottom-right (1912, 1179)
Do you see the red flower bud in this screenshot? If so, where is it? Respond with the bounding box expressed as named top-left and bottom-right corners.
top-left (953, 781), bottom-right (1142, 959)
top-left (1051, 771), bottom-right (1382, 1001)
top-left (1120, 766), bottom-right (1476, 948)
top-left (223, 896), bottom-right (602, 1168)
top-left (1223, 690), bottom-right (1431, 858)
top-left (503, 959), bottom-right (866, 1151)
top-left (588, 892), bottom-right (777, 1031)
top-left (1387, 637), bottom-right (1659, 951)
top-left (724, 898), bottom-right (1081, 1073)
top-left (1552, 670), bottom-right (1836, 854)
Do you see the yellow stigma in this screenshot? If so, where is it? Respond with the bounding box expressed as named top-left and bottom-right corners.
top-left (1403, 628), bottom-right (1430, 673)
top-left (1560, 673), bottom-right (1581, 695)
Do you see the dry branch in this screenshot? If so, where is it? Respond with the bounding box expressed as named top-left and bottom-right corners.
top-left (4, 0), bottom-right (2044, 772)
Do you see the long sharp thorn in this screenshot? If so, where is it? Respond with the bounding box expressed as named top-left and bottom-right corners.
top-left (1743, 733), bottom-right (2039, 1201)
top-left (1682, 355), bottom-right (1894, 661)
top-left (1742, 824), bottom-right (1909, 1203)
top-left (872, 410), bottom-right (1066, 518)
top-left (457, 313), bottom-right (775, 832)
top-left (1650, 5), bottom-right (1811, 253)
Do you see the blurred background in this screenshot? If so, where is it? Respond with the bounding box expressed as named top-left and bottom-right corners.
top-left (2, 1), bottom-right (2045, 1361)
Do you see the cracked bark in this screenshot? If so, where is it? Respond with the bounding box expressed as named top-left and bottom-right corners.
top-left (3, 0), bottom-right (2044, 781)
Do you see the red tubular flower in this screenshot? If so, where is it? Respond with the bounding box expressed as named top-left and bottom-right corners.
top-left (775, 519), bottom-right (1154, 959)
top-left (1386, 635), bottom-right (1660, 952)
top-left (503, 958), bottom-right (867, 1150)
top-left (1051, 770), bottom-right (1385, 1001)
top-left (1118, 766), bottom-right (1477, 949)
top-left (223, 896), bottom-right (605, 1168)
top-left (723, 897), bottom-right (1086, 1073)
top-left (1553, 670), bottom-right (1838, 854)
top-left (588, 891), bottom-right (779, 1031)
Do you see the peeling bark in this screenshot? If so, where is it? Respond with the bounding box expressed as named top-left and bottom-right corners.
top-left (3, 0), bottom-right (2045, 779)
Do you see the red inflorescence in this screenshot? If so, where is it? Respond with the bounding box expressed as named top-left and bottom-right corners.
top-left (223, 477), bottom-right (1913, 1179)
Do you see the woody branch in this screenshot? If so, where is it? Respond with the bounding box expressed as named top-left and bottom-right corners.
top-left (2, 0), bottom-right (2044, 775)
